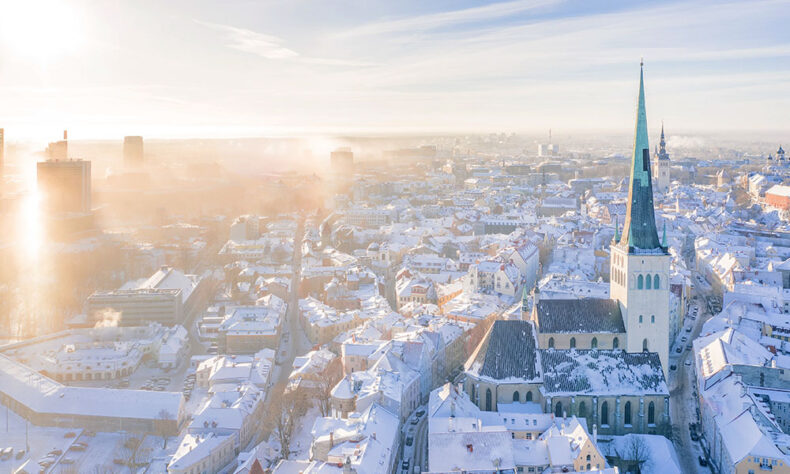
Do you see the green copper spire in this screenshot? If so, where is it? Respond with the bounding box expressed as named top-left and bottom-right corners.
top-left (662, 220), bottom-right (667, 247)
top-left (619, 61), bottom-right (664, 252)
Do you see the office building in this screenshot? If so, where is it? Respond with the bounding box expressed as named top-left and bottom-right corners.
top-left (36, 158), bottom-right (92, 214)
top-left (124, 135), bottom-right (144, 167)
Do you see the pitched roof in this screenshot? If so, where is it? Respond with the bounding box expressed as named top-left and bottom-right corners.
top-left (535, 298), bottom-right (625, 334)
top-left (465, 320), bottom-right (542, 383)
top-left (539, 350), bottom-right (668, 396)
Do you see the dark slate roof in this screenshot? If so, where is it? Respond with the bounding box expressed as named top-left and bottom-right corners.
top-left (540, 349), bottom-right (668, 396)
top-left (465, 320), bottom-right (541, 382)
top-left (535, 298), bottom-right (625, 334)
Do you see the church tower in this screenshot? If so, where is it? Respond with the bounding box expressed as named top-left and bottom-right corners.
top-left (610, 62), bottom-right (671, 376)
top-left (653, 123), bottom-right (670, 192)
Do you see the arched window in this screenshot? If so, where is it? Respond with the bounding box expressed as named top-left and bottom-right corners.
top-left (624, 401), bottom-right (632, 426)
top-left (548, 337), bottom-right (555, 349)
top-left (578, 401), bottom-right (587, 419)
top-left (653, 274), bottom-right (660, 289)
top-left (555, 401), bottom-right (563, 418)
top-left (485, 388), bottom-right (492, 411)
top-left (613, 337), bottom-right (619, 349)
top-left (639, 315), bottom-right (643, 323)
top-left (601, 401), bottom-right (609, 426)
top-left (643, 339), bottom-right (649, 351)
top-left (570, 337), bottom-right (576, 349)
top-left (526, 391), bottom-right (533, 402)
top-left (648, 401), bottom-right (656, 425)
top-left (591, 337), bottom-right (598, 349)
top-left (646, 275), bottom-right (652, 289)
top-left (513, 391), bottom-right (520, 402)
top-left (651, 315), bottom-right (655, 323)
top-left (637, 274), bottom-right (644, 289)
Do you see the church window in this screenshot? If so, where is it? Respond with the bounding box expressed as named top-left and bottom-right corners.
top-left (643, 339), bottom-right (649, 351)
top-left (651, 315), bottom-right (655, 323)
top-left (526, 391), bottom-right (533, 402)
top-left (637, 275), bottom-right (644, 289)
top-left (601, 401), bottom-right (609, 425)
top-left (485, 389), bottom-right (492, 411)
top-left (548, 337), bottom-right (555, 349)
top-left (624, 401), bottom-right (632, 426)
top-left (591, 337), bottom-right (598, 349)
top-left (639, 315), bottom-right (643, 323)
top-left (555, 401), bottom-right (563, 418)
top-left (613, 337), bottom-right (619, 349)
top-left (578, 401), bottom-right (587, 419)
top-left (648, 401), bottom-right (656, 425)
top-left (646, 274), bottom-right (651, 289)
top-left (570, 337), bottom-right (576, 349)
top-left (513, 391), bottom-right (520, 402)
top-left (653, 274), bottom-right (660, 289)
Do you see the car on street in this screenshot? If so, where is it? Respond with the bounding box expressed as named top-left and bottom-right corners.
top-left (670, 364), bottom-right (677, 371)
top-left (676, 347), bottom-right (682, 353)
top-left (402, 460), bottom-right (410, 471)
top-left (416, 409), bottom-right (425, 417)
top-left (410, 418), bottom-right (419, 425)
top-left (406, 437), bottom-right (413, 446)
top-left (698, 456), bottom-right (708, 466)
top-left (685, 360), bottom-right (692, 367)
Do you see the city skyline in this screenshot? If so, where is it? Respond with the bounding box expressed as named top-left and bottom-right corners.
top-left (1, 0), bottom-right (790, 140)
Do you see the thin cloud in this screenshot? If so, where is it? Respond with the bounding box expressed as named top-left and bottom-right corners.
top-left (195, 19), bottom-right (376, 67)
top-left (336, 0), bottom-right (563, 38)
top-left (195, 20), bottom-right (298, 59)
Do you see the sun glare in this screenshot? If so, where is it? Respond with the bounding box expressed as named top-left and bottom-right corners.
top-left (0, 0), bottom-right (84, 64)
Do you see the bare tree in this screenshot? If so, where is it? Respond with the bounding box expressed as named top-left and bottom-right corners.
top-left (155, 409), bottom-right (172, 449)
top-left (615, 435), bottom-right (650, 474)
top-left (316, 358), bottom-right (342, 417)
top-left (266, 385), bottom-right (306, 460)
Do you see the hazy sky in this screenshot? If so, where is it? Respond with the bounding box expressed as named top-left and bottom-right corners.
top-left (1, 0), bottom-right (789, 140)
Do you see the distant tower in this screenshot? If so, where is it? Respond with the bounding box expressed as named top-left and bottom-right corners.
top-left (45, 130), bottom-right (69, 160)
top-left (778, 145), bottom-right (786, 163)
top-left (653, 123), bottom-right (670, 192)
top-left (610, 62), bottom-right (671, 377)
top-left (123, 136), bottom-right (144, 167)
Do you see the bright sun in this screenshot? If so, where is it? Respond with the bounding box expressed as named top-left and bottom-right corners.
top-left (0, 0), bottom-right (84, 64)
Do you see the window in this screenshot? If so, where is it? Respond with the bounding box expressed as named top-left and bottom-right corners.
top-left (570, 337), bottom-right (576, 349)
top-left (485, 389), bottom-right (492, 411)
top-left (548, 337), bottom-right (555, 349)
top-left (646, 274), bottom-right (652, 289)
top-left (601, 401), bottom-right (609, 425)
top-left (648, 401), bottom-right (655, 425)
top-left (513, 391), bottom-right (520, 402)
top-left (637, 274), bottom-right (644, 289)
top-left (624, 401), bottom-right (632, 426)
top-left (613, 337), bottom-right (619, 349)
top-left (643, 339), bottom-right (649, 351)
top-left (653, 274), bottom-right (660, 289)
top-left (526, 391), bottom-right (533, 402)
top-left (639, 315), bottom-right (643, 323)
top-left (651, 315), bottom-right (655, 323)
top-left (555, 401), bottom-right (563, 418)
top-left (586, 454), bottom-right (591, 461)
top-left (591, 337), bottom-right (598, 349)
top-left (578, 401), bottom-right (587, 419)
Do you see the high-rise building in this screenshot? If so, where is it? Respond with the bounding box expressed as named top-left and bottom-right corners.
top-left (0, 128), bottom-right (4, 170)
top-left (653, 123), bottom-right (670, 192)
top-left (45, 130), bottom-right (69, 161)
top-left (330, 148), bottom-right (354, 173)
top-left (610, 62), bottom-right (671, 376)
top-left (123, 136), bottom-right (144, 167)
top-left (37, 159), bottom-right (92, 214)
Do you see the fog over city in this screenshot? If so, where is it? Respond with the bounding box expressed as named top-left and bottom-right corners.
top-left (1, 1), bottom-right (790, 474)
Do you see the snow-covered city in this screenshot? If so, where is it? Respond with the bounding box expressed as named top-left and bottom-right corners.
top-left (1, 1), bottom-right (790, 473)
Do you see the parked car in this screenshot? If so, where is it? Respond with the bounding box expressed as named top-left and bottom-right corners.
top-left (405, 437), bottom-right (414, 446)
top-left (676, 347), bottom-right (682, 354)
top-left (670, 364), bottom-right (677, 371)
top-left (685, 360), bottom-right (692, 367)
top-left (698, 456), bottom-right (708, 466)
top-left (416, 409), bottom-right (425, 417)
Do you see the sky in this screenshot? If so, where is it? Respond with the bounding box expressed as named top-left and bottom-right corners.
top-left (0, 0), bottom-right (789, 140)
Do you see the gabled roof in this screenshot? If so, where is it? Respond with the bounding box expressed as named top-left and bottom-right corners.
top-left (535, 298), bottom-right (625, 334)
top-left (465, 320), bottom-right (542, 383)
top-left (539, 350), bottom-right (668, 396)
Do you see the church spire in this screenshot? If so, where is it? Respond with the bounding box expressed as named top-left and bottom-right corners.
top-left (619, 61), bottom-right (664, 252)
